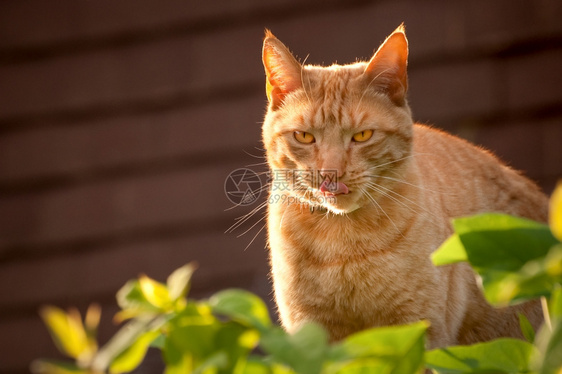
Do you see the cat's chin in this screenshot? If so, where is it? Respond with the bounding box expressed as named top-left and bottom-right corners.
top-left (325, 203), bottom-right (361, 215)
top-left (319, 194), bottom-right (362, 215)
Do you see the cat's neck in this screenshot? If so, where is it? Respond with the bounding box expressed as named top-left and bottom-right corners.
top-left (269, 194), bottom-right (417, 267)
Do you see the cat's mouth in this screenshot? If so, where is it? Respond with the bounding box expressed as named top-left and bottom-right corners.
top-left (319, 180), bottom-right (350, 196)
top-left (292, 179), bottom-right (359, 214)
top-left (313, 180), bottom-right (361, 214)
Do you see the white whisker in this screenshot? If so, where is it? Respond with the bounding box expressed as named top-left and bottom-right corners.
top-left (226, 200), bottom-right (268, 233)
top-left (365, 181), bottom-right (441, 224)
top-left (243, 149), bottom-right (266, 159)
top-left (244, 222), bottom-right (267, 251)
top-left (366, 152), bottom-right (431, 171)
top-left (360, 188), bottom-right (404, 238)
top-left (278, 199), bottom-right (290, 230)
top-left (301, 54), bottom-right (312, 106)
top-left (365, 182), bottom-right (418, 216)
top-left (237, 213), bottom-right (267, 238)
top-left (245, 161), bottom-right (269, 168)
top-left (368, 174), bottom-right (455, 196)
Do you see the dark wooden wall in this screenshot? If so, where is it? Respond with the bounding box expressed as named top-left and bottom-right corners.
top-left (1, 1), bottom-right (561, 372)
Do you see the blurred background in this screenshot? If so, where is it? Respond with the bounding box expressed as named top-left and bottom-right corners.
top-left (1, 0), bottom-right (561, 373)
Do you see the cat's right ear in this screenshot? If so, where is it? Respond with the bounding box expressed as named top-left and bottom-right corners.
top-left (262, 30), bottom-right (302, 110)
top-left (364, 24), bottom-right (409, 106)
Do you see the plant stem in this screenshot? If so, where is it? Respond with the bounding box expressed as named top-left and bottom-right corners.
top-left (541, 296), bottom-right (552, 331)
top-left (90, 316), bottom-right (163, 372)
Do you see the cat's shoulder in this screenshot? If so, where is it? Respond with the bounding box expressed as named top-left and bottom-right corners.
top-left (411, 122), bottom-right (506, 166)
top-left (412, 123), bottom-right (467, 144)
top-left (412, 123), bottom-right (490, 154)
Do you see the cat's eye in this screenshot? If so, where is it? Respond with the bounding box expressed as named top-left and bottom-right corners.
top-left (352, 130), bottom-right (374, 142)
top-left (294, 131), bottom-right (315, 144)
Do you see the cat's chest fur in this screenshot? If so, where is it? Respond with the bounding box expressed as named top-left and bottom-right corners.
top-left (267, 200), bottom-right (448, 341)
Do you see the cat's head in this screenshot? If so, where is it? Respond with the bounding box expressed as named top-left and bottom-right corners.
top-left (262, 25), bottom-right (413, 215)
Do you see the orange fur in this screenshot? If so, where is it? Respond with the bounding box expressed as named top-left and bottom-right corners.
top-left (261, 26), bottom-right (547, 348)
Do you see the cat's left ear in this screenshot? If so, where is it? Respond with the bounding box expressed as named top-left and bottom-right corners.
top-left (262, 30), bottom-right (302, 110)
top-left (364, 24), bottom-right (409, 106)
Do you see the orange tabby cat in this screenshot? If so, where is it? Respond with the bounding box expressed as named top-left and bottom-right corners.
top-left (261, 25), bottom-right (547, 348)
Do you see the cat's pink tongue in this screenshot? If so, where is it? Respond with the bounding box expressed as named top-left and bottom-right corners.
top-left (320, 180), bottom-right (349, 195)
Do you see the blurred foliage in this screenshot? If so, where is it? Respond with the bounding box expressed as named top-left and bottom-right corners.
top-left (33, 182), bottom-right (562, 374)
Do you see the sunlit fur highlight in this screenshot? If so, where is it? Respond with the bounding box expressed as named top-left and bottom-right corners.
top-left (261, 26), bottom-right (547, 348)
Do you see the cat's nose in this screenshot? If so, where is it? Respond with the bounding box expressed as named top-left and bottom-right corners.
top-left (319, 168), bottom-right (344, 180)
top-left (319, 153), bottom-right (345, 180)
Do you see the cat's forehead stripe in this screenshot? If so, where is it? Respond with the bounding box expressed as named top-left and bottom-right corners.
top-left (302, 68), bottom-right (362, 130)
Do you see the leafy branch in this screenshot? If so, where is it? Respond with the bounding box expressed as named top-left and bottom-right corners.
top-left (33, 182), bottom-right (562, 374)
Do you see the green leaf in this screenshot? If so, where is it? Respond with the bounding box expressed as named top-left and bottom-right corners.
top-left (150, 333), bottom-right (166, 349)
top-left (270, 364), bottom-right (297, 374)
top-left (328, 321), bottom-right (427, 374)
top-left (167, 263), bottom-right (197, 301)
top-left (550, 181), bottom-right (562, 242)
top-left (260, 323), bottom-right (329, 374)
top-left (163, 336), bottom-right (193, 374)
top-left (481, 244), bottom-right (562, 306)
top-left (233, 358), bottom-right (297, 374)
top-left (193, 352), bottom-right (229, 374)
top-left (550, 285), bottom-right (562, 318)
top-left (432, 213), bottom-right (561, 306)
top-left (116, 280), bottom-right (161, 320)
top-left (168, 321), bottom-right (219, 359)
top-left (233, 356), bottom-right (272, 374)
top-left (214, 323), bottom-right (258, 373)
top-left (139, 275), bottom-right (172, 309)
top-left (452, 213), bottom-right (558, 271)
top-left (518, 313), bottom-right (536, 343)
top-left (109, 330), bottom-right (159, 373)
top-left (327, 360), bottom-right (393, 373)
top-left (90, 317), bottom-right (159, 372)
top-left (545, 244), bottom-right (562, 282)
top-left (162, 304), bottom-right (233, 371)
top-left (209, 289), bottom-right (272, 332)
top-left (164, 318), bottom-right (255, 374)
top-left (39, 306), bottom-right (91, 360)
top-left (432, 234), bottom-right (467, 266)
top-left (425, 338), bottom-right (536, 373)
